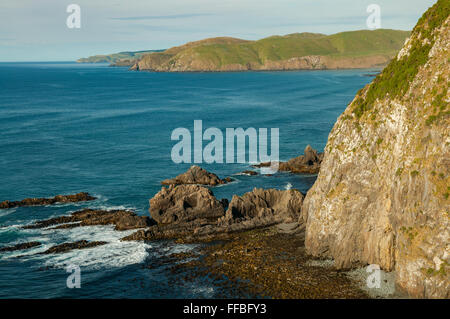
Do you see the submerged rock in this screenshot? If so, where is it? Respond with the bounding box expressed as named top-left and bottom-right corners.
top-left (240, 170), bottom-right (258, 176)
top-left (161, 165), bottom-right (231, 186)
top-left (41, 240), bottom-right (107, 254)
top-left (0, 242), bottom-right (41, 252)
top-left (253, 145), bottom-right (323, 174)
top-left (0, 192), bottom-right (96, 209)
top-left (23, 208), bottom-right (154, 231)
top-left (149, 184), bottom-right (227, 224)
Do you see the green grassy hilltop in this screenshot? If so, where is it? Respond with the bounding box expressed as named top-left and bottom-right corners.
top-left (132, 29), bottom-right (410, 71)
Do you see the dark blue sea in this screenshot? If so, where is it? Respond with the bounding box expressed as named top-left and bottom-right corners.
top-left (0, 62), bottom-right (374, 298)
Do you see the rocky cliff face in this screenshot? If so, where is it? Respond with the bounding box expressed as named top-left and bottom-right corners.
top-left (302, 0), bottom-right (449, 298)
top-left (133, 54), bottom-right (392, 72)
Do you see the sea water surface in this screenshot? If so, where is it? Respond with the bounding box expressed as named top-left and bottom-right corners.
top-left (0, 62), bottom-right (374, 298)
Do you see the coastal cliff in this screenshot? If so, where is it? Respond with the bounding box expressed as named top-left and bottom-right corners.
top-left (130, 30), bottom-right (410, 72)
top-left (302, 0), bottom-right (449, 298)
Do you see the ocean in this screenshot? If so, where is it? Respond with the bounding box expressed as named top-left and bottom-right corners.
top-left (0, 62), bottom-right (374, 298)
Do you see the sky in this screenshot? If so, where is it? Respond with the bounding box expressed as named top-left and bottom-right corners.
top-left (0, 0), bottom-right (437, 61)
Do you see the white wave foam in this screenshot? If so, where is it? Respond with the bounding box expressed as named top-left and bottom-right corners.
top-left (190, 284), bottom-right (215, 298)
top-left (0, 228), bottom-right (54, 259)
top-left (89, 204), bottom-right (138, 211)
top-left (0, 208), bottom-right (17, 217)
top-left (233, 171), bottom-right (256, 176)
top-left (154, 243), bottom-right (198, 257)
top-left (41, 193), bottom-right (107, 209)
top-left (2, 242), bottom-right (53, 259)
top-left (92, 194), bottom-right (108, 202)
top-left (40, 225), bottom-right (150, 270)
top-left (43, 239), bottom-right (149, 270)
top-left (284, 182), bottom-right (293, 190)
top-left (0, 223), bottom-right (22, 231)
top-left (1, 225), bottom-right (150, 270)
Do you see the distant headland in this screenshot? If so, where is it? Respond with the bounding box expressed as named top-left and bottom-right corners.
top-left (77, 29), bottom-right (410, 72)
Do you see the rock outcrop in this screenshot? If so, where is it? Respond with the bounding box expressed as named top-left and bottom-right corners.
top-left (124, 187), bottom-right (304, 242)
top-left (0, 192), bottom-right (96, 209)
top-left (149, 184), bottom-right (227, 224)
top-left (302, 0), bottom-right (449, 298)
top-left (161, 165), bottom-right (231, 186)
top-left (219, 188), bottom-right (304, 226)
top-left (253, 145), bottom-right (323, 174)
top-left (0, 242), bottom-right (41, 252)
top-left (23, 208), bottom-right (153, 231)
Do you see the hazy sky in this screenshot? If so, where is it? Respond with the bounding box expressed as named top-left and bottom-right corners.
top-left (0, 0), bottom-right (436, 61)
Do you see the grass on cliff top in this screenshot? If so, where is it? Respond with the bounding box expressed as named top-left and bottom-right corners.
top-left (137, 29), bottom-right (409, 69)
top-left (352, 0), bottom-right (449, 118)
top-left (185, 29), bottom-right (409, 67)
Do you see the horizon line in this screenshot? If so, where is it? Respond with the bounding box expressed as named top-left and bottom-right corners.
top-left (0, 27), bottom-right (411, 63)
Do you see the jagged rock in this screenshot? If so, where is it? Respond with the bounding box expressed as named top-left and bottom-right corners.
top-left (303, 145), bottom-right (320, 164)
top-left (124, 188), bottom-right (303, 242)
top-left (41, 240), bottom-right (107, 254)
top-left (0, 242), bottom-right (41, 252)
top-left (302, 1), bottom-right (450, 299)
top-left (0, 192), bottom-right (96, 209)
top-left (23, 208), bottom-right (153, 231)
top-left (161, 165), bottom-right (230, 186)
top-left (149, 184), bottom-right (226, 224)
top-left (219, 188), bottom-right (304, 226)
top-left (253, 145), bottom-right (323, 174)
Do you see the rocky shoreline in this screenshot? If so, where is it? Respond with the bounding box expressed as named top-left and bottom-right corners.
top-left (1, 146), bottom-right (357, 299)
top-left (165, 225), bottom-right (370, 298)
top-left (3, 148), bottom-right (318, 260)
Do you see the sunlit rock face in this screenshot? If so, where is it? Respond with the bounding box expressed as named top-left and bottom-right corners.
top-left (302, 1), bottom-right (449, 298)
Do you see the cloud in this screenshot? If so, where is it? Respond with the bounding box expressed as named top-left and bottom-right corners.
top-left (110, 13), bottom-right (214, 21)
